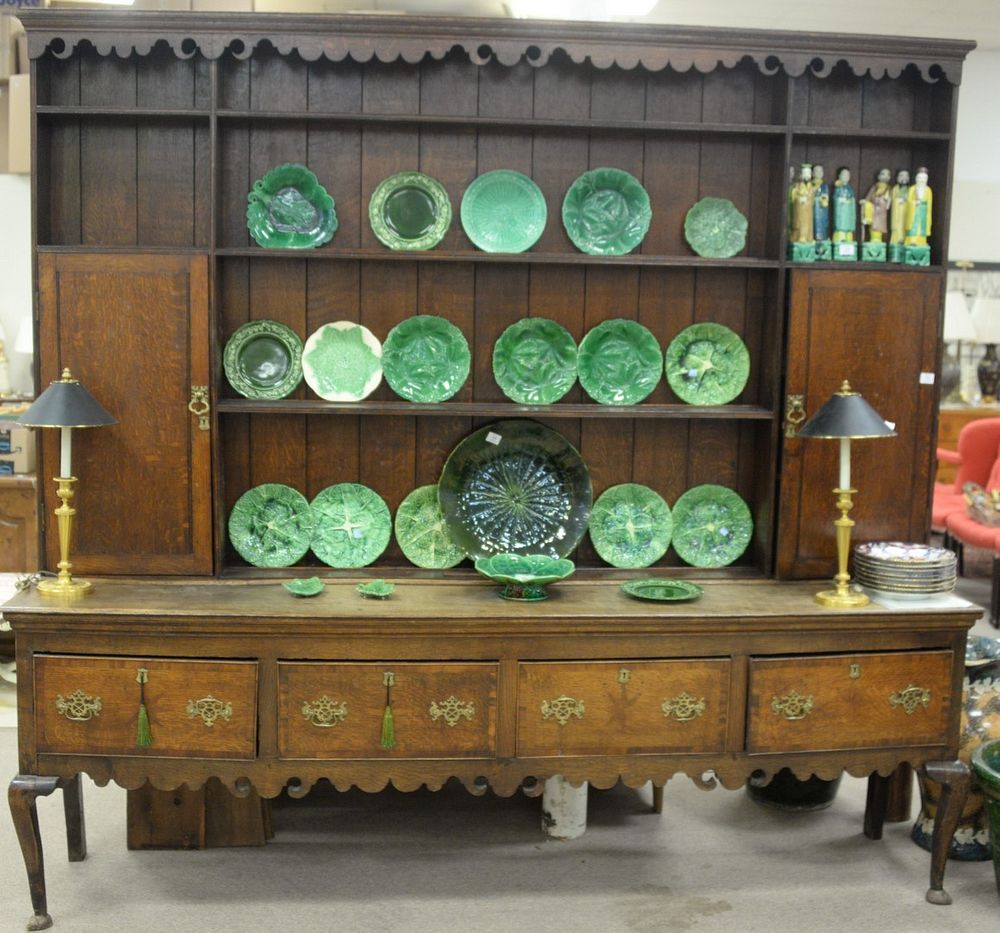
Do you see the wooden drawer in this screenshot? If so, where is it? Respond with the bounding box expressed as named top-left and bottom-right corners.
top-left (517, 659), bottom-right (731, 757)
top-left (278, 662), bottom-right (497, 759)
top-left (747, 650), bottom-right (953, 753)
top-left (34, 655), bottom-right (258, 759)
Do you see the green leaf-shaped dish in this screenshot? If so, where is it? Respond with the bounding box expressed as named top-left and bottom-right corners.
top-left (683, 197), bottom-right (748, 258)
top-left (492, 318), bottom-right (578, 405)
top-left (246, 163), bottom-right (337, 249)
top-left (562, 167), bottom-right (651, 256)
top-left (382, 315), bottom-right (470, 403)
top-left (369, 171), bottom-right (452, 251)
top-left (671, 484), bottom-right (753, 568)
top-left (228, 483), bottom-right (314, 568)
top-left (357, 579), bottom-right (395, 599)
top-left (223, 319), bottom-right (303, 400)
top-left (577, 319), bottom-right (663, 405)
top-left (282, 577), bottom-right (325, 597)
top-left (460, 170), bottom-right (547, 253)
top-left (589, 483), bottom-right (672, 569)
top-left (621, 579), bottom-right (704, 602)
top-left (394, 484), bottom-right (466, 569)
top-left (303, 322), bottom-right (383, 402)
top-left (311, 483), bottom-right (392, 568)
top-left (474, 553), bottom-right (575, 601)
top-left (665, 322), bottom-right (750, 406)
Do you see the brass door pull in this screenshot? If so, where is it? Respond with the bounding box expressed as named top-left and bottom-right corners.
top-left (771, 689), bottom-right (814, 720)
top-left (429, 695), bottom-right (475, 727)
top-left (188, 385), bottom-right (210, 431)
top-left (302, 695), bottom-right (348, 728)
top-left (661, 691), bottom-right (706, 722)
top-left (55, 690), bottom-right (102, 722)
top-left (784, 394), bottom-right (806, 438)
top-left (540, 695), bottom-right (585, 726)
top-left (186, 695), bottom-right (233, 727)
top-left (889, 684), bottom-right (931, 715)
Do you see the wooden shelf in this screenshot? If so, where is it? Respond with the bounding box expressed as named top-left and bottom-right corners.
top-left (791, 125), bottom-right (950, 142)
top-left (37, 106), bottom-right (209, 119)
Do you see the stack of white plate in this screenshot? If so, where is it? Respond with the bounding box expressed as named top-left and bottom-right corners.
top-left (853, 542), bottom-right (957, 598)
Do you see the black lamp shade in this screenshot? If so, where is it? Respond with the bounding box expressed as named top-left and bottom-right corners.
top-left (17, 369), bottom-right (116, 428)
top-left (797, 381), bottom-right (895, 440)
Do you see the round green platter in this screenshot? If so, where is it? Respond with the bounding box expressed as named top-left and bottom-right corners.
top-left (683, 197), bottom-right (748, 258)
top-left (382, 315), bottom-right (470, 403)
top-left (228, 483), bottom-right (314, 568)
top-left (223, 319), bottom-right (303, 400)
top-left (369, 171), bottom-right (452, 251)
top-left (562, 167), bottom-right (651, 256)
top-left (394, 484), bottom-right (466, 569)
top-left (671, 483), bottom-right (753, 568)
top-left (665, 322), bottom-right (750, 406)
top-left (302, 321), bottom-right (383, 402)
top-left (492, 318), bottom-right (578, 405)
top-left (310, 483), bottom-right (392, 568)
top-left (474, 553), bottom-right (575, 601)
top-left (246, 163), bottom-right (337, 250)
top-left (460, 170), bottom-right (547, 253)
top-left (577, 319), bottom-right (663, 405)
top-left (620, 579), bottom-right (703, 602)
top-left (589, 483), bottom-right (672, 569)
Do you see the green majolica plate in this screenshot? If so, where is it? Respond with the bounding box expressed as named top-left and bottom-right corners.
top-left (492, 318), bottom-right (577, 405)
top-left (577, 319), bottom-right (663, 405)
top-left (382, 315), bottom-right (470, 403)
top-left (460, 170), bottom-right (547, 253)
top-left (665, 323), bottom-right (750, 406)
top-left (228, 483), bottom-right (314, 568)
top-left (246, 163), bottom-right (337, 249)
top-left (562, 167), bottom-right (651, 256)
top-left (683, 197), bottom-right (748, 258)
top-left (474, 553), bottom-right (575, 601)
top-left (671, 484), bottom-right (752, 568)
top-left (439, 419), bottom-right (592, 560)
top-left (394, 484), bottom-right (466, 569)
top-left (282, 577), bottom-right (325, 597)
top-left (589, 483), bottom-right (672, 569)
top-left (302, 322), bottom-right (383, 402)
top-left (621, 579), bottom-right (704, 602)
top-left (357, 579), bottom-right (395, 599)
top-left (310, 483), bottom-right (392, 568)
top-left (369, 171), bottom-right (452, 251)
top-left (223, 320), bottom-right (303, 400)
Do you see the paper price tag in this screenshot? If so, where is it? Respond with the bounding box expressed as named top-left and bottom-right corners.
top-left (919, 372), bottom-right (935, 385)
top-left (485, 432), bottom-right (502, 445)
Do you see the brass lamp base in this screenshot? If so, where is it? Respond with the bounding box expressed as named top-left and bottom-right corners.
top-left (38, 476), bottom-right (93, 599)
top-left (815, 585), bottom-right (869, 609)
top-left (37, 576), bottom-right (92, 597)
top-left (815, 487), bottom-right (869, 610)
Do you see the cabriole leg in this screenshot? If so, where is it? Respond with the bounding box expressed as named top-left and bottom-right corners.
top-left (921, 759), bottom-right (970, 905)
top-left (8, 774), bottom-right (61, 931)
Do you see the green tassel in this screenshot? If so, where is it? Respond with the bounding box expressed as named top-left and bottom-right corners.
top-left (136, 702), bottom-right (153, 748)
top-left (380, 704), bottom-right (395, 750)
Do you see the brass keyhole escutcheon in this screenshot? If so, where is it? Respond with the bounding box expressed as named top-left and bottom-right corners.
top-left (849, 664), bottom-right (861, 679)
top-left (618, 668), bottom-right (631, 684)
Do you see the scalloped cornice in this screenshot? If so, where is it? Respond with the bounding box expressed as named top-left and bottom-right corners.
top-left (19, 10), bottom-right (974, 84)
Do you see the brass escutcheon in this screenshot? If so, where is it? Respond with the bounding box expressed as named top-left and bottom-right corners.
top-left (784, 394), bottom-right (806, 438)
top-left (541, 695), bottom-right (585, 726)
top-left (849, 663), bottom-right (861, 679)
top-left (771, 689), bottom-right (814, 720)
top-left (302, 695), bottom-right (348, 728)
top-left (55, 689), bottom-right (102, 722)
top-left (188, 385), bottom-right (210, 431)
top-left (186, 696), bottom-right (233, 728)
top-left (429, 695), bottom-right (475, 727)
top-left (889, 684), bottom-right (931, 715)
top-left (618, 668), bottom-right (631, 684)
top-left (661, 691), bottom-right (707, 722)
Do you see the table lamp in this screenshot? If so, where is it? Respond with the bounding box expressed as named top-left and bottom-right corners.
top-left (797, 380), bottom-right (896, 608)
top-left (17, 368), bottom-right (116, 596)
top-left (970, 296), bottom-right (1000, 403)
top-left (941, 291), bottom-right (976, 403)
top-left (0, 322), bottom-right (11, 398)
top-left (14, 313), bottom-right (34, 396)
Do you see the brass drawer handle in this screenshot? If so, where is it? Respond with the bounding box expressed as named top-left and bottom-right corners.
top-left (661, 691), bottom-right (706, 722)
top-left (302, 695), bottom-right (348, 728)
top-left (771, 690), bottom-right (814, 720)
top-left (784, 394), bottom-right (806, 438)
top-left (889, 684), bottom-right (931, 715)
top-left (55, 689), bottom-right (102, 722)
top-left (188, 385), bottom-right (210, 431)
top-left (429, 695), bottom-right (475, 728)
top-left (541, 695), bottom-right (585, 726)
top-left (186, 695), bottom-right (233, 728)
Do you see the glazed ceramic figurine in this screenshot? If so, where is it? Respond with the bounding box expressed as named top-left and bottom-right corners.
top-left (811, 164), bottom-right (831, 259)
top-left (860, 167), bottom-right (892, 262)
top-left (831, 166), bottom-right (857, 261)
top-left (903, 166), bottom-right (932, 265)
top-left (787, 163), bottom-right (816, 262)
top-left (889, 168), bottom-right (910, 262)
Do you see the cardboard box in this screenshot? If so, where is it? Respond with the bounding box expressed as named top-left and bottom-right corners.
top-left (8, 73), bottom-right (29, 175)
top-left (0, 402), bottom-right (35, 474)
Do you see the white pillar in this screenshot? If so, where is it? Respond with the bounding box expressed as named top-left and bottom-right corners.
top-left (541, 776), bottom-right (588, 839)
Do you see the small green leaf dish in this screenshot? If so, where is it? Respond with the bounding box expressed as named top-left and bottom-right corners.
top-left (589, 483), bottom-right (672, 569)
top-left (492, 318), bottom-right (578, 405)
top-left (562, 167), bottom-right (651, 256)
top-left (474, 553), bottom-right (575, 601)
top-left (382, 315), bottom-right (470, 403)
top-left (394, 484), bottom-right (466, 569)
top-left (356, 579), bottom-right (395, 599)
top-left (683, 197), bottom-right (748, 258)
top-left (621, 579), bottom-right (704, 602)
top-left (577, 319), bottom-right (663, 405)
top-left (665, 322), bottom-right (750, 406)
top-left (282, 577), bottom-right (325, 597)
top-left (246, 163), bottom-right (337, 249)
top-left (369, 171), bottom-right (452, 251)
top-left (460, 170), bottom-right (547, 253)
top-left (303, 321), bottom-right (383, 402)
top-left (228, 483), bottom-right (314, 568)
top-left (223, 319), bottom-right (303, 400)
top-left (671, 484), bottom-right (753, 568)
top-left (310, 483), bottom-right (392, 568)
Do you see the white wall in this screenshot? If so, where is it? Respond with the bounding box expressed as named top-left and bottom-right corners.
top-left (0, 173), bottom-right (31, 396)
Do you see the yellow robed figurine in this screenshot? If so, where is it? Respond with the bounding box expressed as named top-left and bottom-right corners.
top-left (787, 163), bottom-right (816, 262)
top-left (904, 167), bottom-right (933, 246)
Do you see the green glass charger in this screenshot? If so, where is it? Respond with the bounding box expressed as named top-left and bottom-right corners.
top-left (228, 483), bottom-right (314, 568)
top-left (577, 319), bottom-right (663, 405)
top-left (589, 483), bottom-right (672, 569)
top-left (310, 483), bottom-right (392, 568)
top-left (665, 322), bottom-right (750, 406)
top-left (492, 318), bottom-right (578, 405)
top-left (683, 197), bottom-right (748, 258)
top-left (246, 163), bottom-right (337, 249)
top-left (382, 315), bottom-right (470, 403)
top-left (223, 319), bottom-right (303, 400)
top-left (620, 579), bottom-right (704, 602)
top-left (394, 484), bottom-right (466, 569)
top-left (460, 170), bottom-right (547, 253)
top-left (302, 321), bottom-right (383, 402)
top-left (671, 483), bottom-right (753, 568)
top-left (475, 553), bottom-right (575, 601)
top-left (282, 577), bottom-right (325, 597)
top-left (369, 171), bottom-right (452, 251)
top-left (562, 167), bottom-right (651, 256)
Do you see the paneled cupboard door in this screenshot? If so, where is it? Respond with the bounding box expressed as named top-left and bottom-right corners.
top-left (37, 253), bottom-right (212, 575)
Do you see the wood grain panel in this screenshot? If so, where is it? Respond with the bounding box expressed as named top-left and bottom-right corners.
top-left (0, 476), bottom-right (40, 573)
top-left (81, 122), bottom-right (137, 246)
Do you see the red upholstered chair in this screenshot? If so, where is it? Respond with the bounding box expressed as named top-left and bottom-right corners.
top-left (944, 508), bottom-right (1000, 628)
top-left (932, 418), bottom-right (1000, 532)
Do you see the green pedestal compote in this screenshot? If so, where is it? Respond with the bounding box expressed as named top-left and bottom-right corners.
top-left (475, 553), bottom-right (575, 601)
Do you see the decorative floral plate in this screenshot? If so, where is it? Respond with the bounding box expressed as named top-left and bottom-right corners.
top-left (228, 483), bottom-right (314, 567)
top-left (589, 483), bottom-right (672, 568)
top-left (394, 484), bottom-right (466, 569)
top-left (438, 419), bottom-right (592, 560)
top-left (382, 315), bottom-right (470, 403)
top-left (561, 167), bottom-right (652, 256)
top-left (492, 318), bottom-right (578, 405)
top-left (223, 319), bottom-right (303, 400)
top-left (357, 579), bottom-right (395, 599)
top-left (368, 171), bottom-right (452, 251)
top-left (671, 484), bottom-right (753, 568)
top-left (683, 197), bottom-right (748, 258)
top-left (620, 579), bottom-right (704, 602)
top-left (474, 553), bottom-right (575, 601)
top-left (310, 483), bottom-right (392, 568)
top-left (577, 319), bottom-right (663, 405)
top-left (302, 322), bottom-right (383, 402)
top-left (460, 170), bottom-right (547, 253)
top-left (665, 322), bottom-right (750, 406)
top-left (246, 163), bottom-right (337, 249)
top-left (282, 577), bottom-right (325, 597)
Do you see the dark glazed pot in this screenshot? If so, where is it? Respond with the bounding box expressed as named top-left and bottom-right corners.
top-left (746, 768), bottom-right (842, 811)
